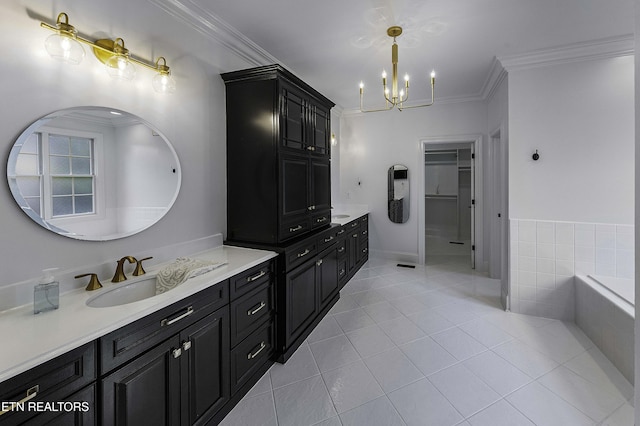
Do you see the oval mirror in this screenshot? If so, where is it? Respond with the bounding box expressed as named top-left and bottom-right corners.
top-left (7, 107), bottom-right (181, 241)
top-left (388, 164), bottom-right (409, 223)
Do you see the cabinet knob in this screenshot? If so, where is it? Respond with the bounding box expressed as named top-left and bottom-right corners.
top-left (172, 348), bottom-right (182, 359)
top-left (316, 259), bottom-right (323, 266)
top-left (182, 341), bottom-right (192, 351)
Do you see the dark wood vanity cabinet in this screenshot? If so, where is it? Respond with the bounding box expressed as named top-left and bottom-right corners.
top-left (0, 342), bottom-right (96, 426)
top-left (98, 259), bottom-right (275, 426)
top-left (222, 65), bottom-right (335, 245)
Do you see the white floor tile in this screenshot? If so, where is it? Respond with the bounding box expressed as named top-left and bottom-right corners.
top-left (309, 335), bottom-right (361, 372)
top-left (333, 308), bottom-right (376, 333)
top-left (492, 340), bottom-right (559, 378)
top-left (310, 417), bottom-right (343, 426)
top-left (352, 289), bottom-right (388, 307)
top-left (399, 336), bottom-right (458, 376)
top-left (506, 382), bottom-right (594, 426)
top-left (245, 370), bottom-right (273, 397)
top-left (430, 327), bottom-right (487, 361)
top-left (388, 378), bottom-right (464, 426)
top-left (270, 344), bottom-right (320, 389)
top-left (307, 315), bottom-right (345, 343)
top-left (322, 360), bottom-right (384, 414)
top-left (387, 295), bottom-right (429, 315)
top-left (220, 391), bottom-right (278, 426)
top-left (406, 310), bottom-right (456, 335)
top-left (273, 375), bottom-right (336, 426)
top-left (345, 324), bottom-right (396, 358)
top-left (339, 396), bottom-right (404, 426)
top-left (361, 301), bottom-right (405, 323)
top-left (601, 401), bottom-right (634, 426)
top-left (538, 366), bottom-right (625, 422)
top-left (329, 294), bottom-right (360, 314)
top-left (462, 351), bottom-right (532, 396)
top-left (428, 363), bottom-right (501, 418)
top-left (563, 347), bottom-right (634, 401)
top-left (363, 347), bottom-right (424, 393)
top-left (458, 317), bottom-right (516, 348)
top-left (467, 400), bottom-right (535, 426)
top-left (377, 316), bottom-right (426, 345)
top-left (516, 326), bottom-right (591, 364)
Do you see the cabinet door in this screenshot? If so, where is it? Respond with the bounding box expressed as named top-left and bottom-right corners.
top-left (310, 159), bottom-right (331, 229)
top-left (347, 229), bottom-right (359, 278)
top-left (280, 155), bottom-right (310, 222)
top-left (281, 87), bottom-right (306, 151)
top-left (23, 384), bottom-right (96, 426)
top-left (101, 337), bottom-right (181, 426)
top-left (180, 309), bottom-right (230, 425)
top-left (285, 261), bottom-right (318, 346)
top-left (317, 249), bottom-right (339, 309)
top-left (309, 104), bottom-right (331, 156)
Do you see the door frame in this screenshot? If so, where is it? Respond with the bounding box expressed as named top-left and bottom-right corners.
top-left (417, 134), bottom-right (483, 269)
top-left (490, 124), bottom-right (510, 310)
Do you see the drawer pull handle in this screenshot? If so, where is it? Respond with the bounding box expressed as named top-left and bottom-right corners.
top-left (289, 225), bottom-right (303, 232)
top-left (324, 236), bottom-right (334, 243)
top-left (316, 217), bottom-right (327, 223)
top-left (362, 230), bottom-right (368, 235)
top-left (248, 301), bottom-right (266, 316)
top-left (363, 248), bottom-right (368, 253)
top-left (351, 222), bottom-right (358, 227)
top-left (297, 249), bottom-right (310, 258)
top-left (247, 270), bottom-right (266, 282)
top-left (161, 306), bottom-right (194, 327)
top-left (182, 341), bottom-right (192, 351)
top-left (338, 247), bottom-right (345, 253)
top-left (248, 342), bottom-right (266, 360)
top-left (352, 234), bottom-right (358, 238)
top-left (0, 385), bottom-right (39, 416)
top-left (339, 268), bottom-right (346, 275)
top-left (172, 348), bottom-right (182, 359)
top-left (316, 259), bottom-right (323, 266)
top-left (307, 205), bottom-right (316, 211)
top-left (307, 146), bottom-right (316, 151)
top-left (337, 229), bottom-right (345, 235)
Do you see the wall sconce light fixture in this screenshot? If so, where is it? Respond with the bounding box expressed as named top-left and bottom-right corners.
top-left (331, 133), bottom-right (337, 147)
top-left (41, 13), bottom-right (176, 94)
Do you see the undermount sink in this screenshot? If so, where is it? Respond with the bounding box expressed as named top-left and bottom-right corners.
top-left (332, 214), bottom-right (350, 219)
top-left (86, 276), bottom-right (159, 308)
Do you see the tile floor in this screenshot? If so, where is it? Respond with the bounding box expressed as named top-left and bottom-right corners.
top-left (220, 256), bottom-right (634, 426)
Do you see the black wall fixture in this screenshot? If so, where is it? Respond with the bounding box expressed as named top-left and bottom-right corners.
top-left (532, 150), bottom-right (540, 161)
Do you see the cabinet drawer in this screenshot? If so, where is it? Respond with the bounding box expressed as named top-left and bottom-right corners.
top-left (285, 240), bottom-right (317, 272)
top-left (279, 217), bottom-right (311, 241)
top-left (23, 383), bottom-right (96, 426)
top-left (229, 260), bottom-right (273, 300)
top-left (338, 259), bottom-right (348, 284)
top-left (229, 321), bottom-right (274, 394)
top-left (360, 214), bottom-right (369, 225)
top-left (317, 227), bottom-right (338, 253)
top-left (345, 219), bottom-right (360, 231)
top-left (336, 237), bottom-right (347, 258)
top-left (230, 282), bottom-right (274, 347)
top-left (99, 281), bottom-right (228, 375)
top-left (311, 211), bottom-right (331, 229)
top-left (0, 342), bottom-right (95, 426)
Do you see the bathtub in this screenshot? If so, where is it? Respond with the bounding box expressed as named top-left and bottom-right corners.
top-left (575, 275), bottom-right (634, 383)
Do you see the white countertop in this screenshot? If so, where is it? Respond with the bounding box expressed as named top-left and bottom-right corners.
top-left (0, 245), bottom-right (277, 383)
top-left (330, 207), bottom-right (370, 226)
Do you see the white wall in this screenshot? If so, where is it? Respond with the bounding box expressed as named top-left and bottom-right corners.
top-left (634, 0), bottom-right (640, 417)
top-left (339, 101), bottom-right (487, 262)
top-left (0, 2), bottom-right (247, 285)
top-left (509, 56), bottom-right (635, 224)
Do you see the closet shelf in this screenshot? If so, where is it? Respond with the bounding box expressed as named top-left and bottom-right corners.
top-left (425, 194), bottom-right (457, 200)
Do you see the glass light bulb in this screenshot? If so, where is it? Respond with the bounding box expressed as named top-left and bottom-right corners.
top-left (44, 33), bottom-right (85, 65)
top-left (404, 73), bottom-right (409, 81)
top-left (152, 73), bottom-right (176, 94)
top-left (399, 89), bottom-right (405, 98)
top-left (359, 81), bottom-right (364, 89)
top-left (382, 70), bottom-right (387, 78)
top-left (105, 55), bottom-right (136, 81)
top-left (384, 88), bottom-right (389, 95)
top-left (431, 70), bottom-right (436, 78)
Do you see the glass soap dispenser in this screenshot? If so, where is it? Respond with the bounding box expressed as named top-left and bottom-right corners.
top-left (34, 268), bottom-right (59, 314)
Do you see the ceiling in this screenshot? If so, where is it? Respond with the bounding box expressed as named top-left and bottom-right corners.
top-left (187, 0), bottom-right (634, 110)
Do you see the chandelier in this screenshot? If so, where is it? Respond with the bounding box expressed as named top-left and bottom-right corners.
top-left (359, 26), bottom-right (435, 112)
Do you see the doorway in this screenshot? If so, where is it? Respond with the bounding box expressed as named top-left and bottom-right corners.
top-left (418, 136), bottom-right (481, 269)
top-left (490, 127), bottom-right (509, 310)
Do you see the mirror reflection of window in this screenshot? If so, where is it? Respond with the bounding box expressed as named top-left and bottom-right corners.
top-left (388, 164), bottom-right (409, 223)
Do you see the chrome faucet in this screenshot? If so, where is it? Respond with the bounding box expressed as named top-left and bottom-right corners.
top-left (112, 256), bottom-right (137, 282)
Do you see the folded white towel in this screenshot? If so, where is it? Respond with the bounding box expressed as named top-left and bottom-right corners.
top-left (156, 257), bottom-right (228, 294)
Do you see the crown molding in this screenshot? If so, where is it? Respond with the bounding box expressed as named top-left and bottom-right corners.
top-left (498, 34), bottom-right (634, 72)
top-left (149, 0), bottom-right (280, 67)
top-left (480, 57), bottom-right (507, 102)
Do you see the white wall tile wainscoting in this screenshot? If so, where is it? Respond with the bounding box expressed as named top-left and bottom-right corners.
top-left (509, 220), bottom-right (634, 321)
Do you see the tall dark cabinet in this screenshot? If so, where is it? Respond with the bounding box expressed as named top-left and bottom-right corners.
top-left (223, 65), bottom-right (339, 362)
top-left (222, 65), bottom-right (335, 244)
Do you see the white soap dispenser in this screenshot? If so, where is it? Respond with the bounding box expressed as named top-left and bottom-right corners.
top-left (34, 268), bottom-right (59, 314)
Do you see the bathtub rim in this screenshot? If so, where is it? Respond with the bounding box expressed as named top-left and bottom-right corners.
top-left (576, 274), bottom-right (635, 319)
